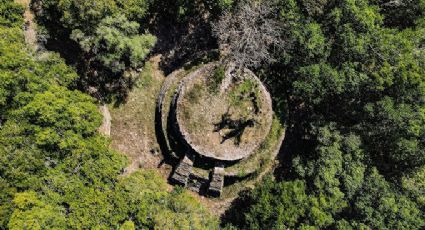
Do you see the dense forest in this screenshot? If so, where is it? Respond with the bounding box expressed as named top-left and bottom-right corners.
top-left (1, 0), bottom-right (425, 229)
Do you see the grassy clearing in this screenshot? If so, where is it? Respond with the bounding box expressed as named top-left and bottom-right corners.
top-left (186, 82), bottom-right (205, 105)
top-left (229, 79), bottom-right (257, 105)
top-left (109, 55), bottom-right (169, 175)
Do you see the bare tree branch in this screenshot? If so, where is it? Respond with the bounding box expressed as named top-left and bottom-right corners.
top-left (213, 0), bottom-right (285, 70)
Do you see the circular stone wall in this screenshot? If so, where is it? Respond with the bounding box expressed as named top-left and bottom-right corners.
top-left (174, 63), bottom-right (273, 161)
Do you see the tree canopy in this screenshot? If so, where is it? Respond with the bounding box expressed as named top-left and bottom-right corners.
top-left (1, 0), bottom-right (425, 229)
top-left (0, 1), bottom-right (217, 229)
top-left (223, 0), bottom-right (425, 229)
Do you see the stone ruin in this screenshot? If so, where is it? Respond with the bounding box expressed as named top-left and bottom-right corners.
top-left (156, 63), bottom-right (275, 197)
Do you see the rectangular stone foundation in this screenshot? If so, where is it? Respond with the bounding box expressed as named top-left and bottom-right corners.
top-left (170, 155), bottom-right (194, 186)
top-left (208, 166), bottom-right (225, 197)
top-left (187, 174), bottom-right (209, 194)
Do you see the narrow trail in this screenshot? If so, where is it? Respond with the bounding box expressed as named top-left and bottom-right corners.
top-left (15, 0), bottom-right (40, 51)
top-left (98, 105), bottom-right (111, 137)
top-left (253, 131), bottom-right (286, 185)
top-left (110, 55), bottom-right (170, 176)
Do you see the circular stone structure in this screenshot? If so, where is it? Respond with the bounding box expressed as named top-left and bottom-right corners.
top-left (173, 63), bottom-right (273, 162)
top-left (157, 62), bottom-right (284, 197)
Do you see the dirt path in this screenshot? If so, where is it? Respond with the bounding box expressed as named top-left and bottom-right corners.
top-left (98, 105), bottom-right (111, 137)
top-left (15, 0), bottom-right (39, 50)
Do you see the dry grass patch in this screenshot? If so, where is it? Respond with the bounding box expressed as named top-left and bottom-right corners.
top-left (109, 55), bottom-right (169, 175)
top-left (176, 64), bottom-right (273, 161)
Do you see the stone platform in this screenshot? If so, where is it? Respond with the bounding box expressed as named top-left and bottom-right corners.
top-left (157, 63), bottom-right (279, 197)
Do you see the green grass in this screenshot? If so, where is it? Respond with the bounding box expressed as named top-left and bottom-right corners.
top-left (221, 117), bottom-right (284, 198)
top-left (229, 79), bottom-right (260, 107)
top-left (108, 58), bottom-right (164, 170)
top-left (186, 82), bottom-right (205, 104)
top-left (224, 116), bottom-right (284, 180)
top-left (137, 62), bottom-right (153, 89)
top-left (207, 66), bottom-right (225, 94)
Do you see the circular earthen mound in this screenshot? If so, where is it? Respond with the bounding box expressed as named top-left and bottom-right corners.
top-left (174, 63), bottom-right (273, 161)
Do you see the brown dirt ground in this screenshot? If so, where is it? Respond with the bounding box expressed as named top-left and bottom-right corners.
top-left (15, 0), bottom-right (38, 49)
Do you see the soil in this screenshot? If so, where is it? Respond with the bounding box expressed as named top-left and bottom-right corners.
top-left (98, 105), bottom-right (111, 137)
top-left (15, 0), bottom-right (39, 50)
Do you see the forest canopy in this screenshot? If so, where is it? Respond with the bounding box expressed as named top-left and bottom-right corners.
top-left (1, 0), bottom-right (425, 229)
top-left (222, 0), bottom-right (425, 229)
top-left (0, 1), bottom-right (217, 229)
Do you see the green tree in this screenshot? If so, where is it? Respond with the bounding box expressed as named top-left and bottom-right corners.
top-left (0, 0), bottom-right (24, 27)
top-left (40, 0), bottom-right (118, 32)
top-left (225, 1), bottom-right (425, 227)
top-left (115, 0), bottom-right (153, 22)
top-left (8, 191), bottom-right (67, 230)
top-left (243, 178), bottom-right (309, 229)
top-left (352, 169), bottom-right (425, 229)
top-left (113, 171), bottom-right (218, 229)
top-left (71, 14), bottom-right (156, 74)
top-left (402, 166), bottom-right (425, 206)
top-left (371, 0), bottom-right (425, 28)
top-left (35, 0), bottom-right (156, 101)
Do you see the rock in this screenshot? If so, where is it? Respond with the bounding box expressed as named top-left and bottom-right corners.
top-left (187, 174), bottom-right (209, 194)
top-left (170, 155), bottom-right (194, 186)
top-left (208, 166), bottom-right (225, 197)
top-left (138, 160), bottom-right (144, 168)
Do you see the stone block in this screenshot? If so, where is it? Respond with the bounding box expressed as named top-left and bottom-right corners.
top-left (170, 155), bottom-right (194, 186)
top-left (208, 166), bottom-right (225, 197)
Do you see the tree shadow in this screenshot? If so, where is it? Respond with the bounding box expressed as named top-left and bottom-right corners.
top-left (220, 189), bottom-right (252, 228)
top-left (44, 35), bottom-right (139, 106)
top-left (273, 128), bottom-right (299, 181)
top-left (148, 0), bottom-right (220, 75)
top-left (35, 0), bottom-right (222, 105)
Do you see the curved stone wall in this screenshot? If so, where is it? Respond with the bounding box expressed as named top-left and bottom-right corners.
top-left (156, 63), bottom-right (284, 197)
top-left (172, 63), bottom-right (273, 162)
